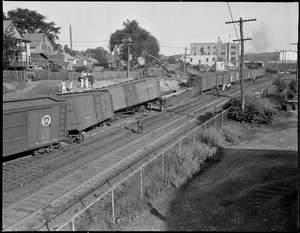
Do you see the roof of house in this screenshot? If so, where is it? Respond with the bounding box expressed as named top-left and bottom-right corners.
top-left (62, 61), bottom-right (72, 67)
top-left (75, 54), bottom-right (98, 63)
top-left (3, 20), bottom-right (13, 33)
top-left (88, 57), bottom-right (98, 63)
top-left (3, 20), bottom-right (30, 41)
top-left (22, 33), bottom-right (54, 48)
top-left (63, 52), bottom-right (75, 60)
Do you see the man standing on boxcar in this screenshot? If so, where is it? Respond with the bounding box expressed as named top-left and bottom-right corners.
top-left (61, 81), bottom-right (67, 93)
top-left (137, 116), bottom-right (144, 134)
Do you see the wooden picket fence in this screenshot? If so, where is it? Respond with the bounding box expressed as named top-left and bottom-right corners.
top-left (3, 70), bottom-right (144, 81)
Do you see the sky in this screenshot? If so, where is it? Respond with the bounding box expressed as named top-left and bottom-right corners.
top-left (3, 1), bottom-right (299, 56)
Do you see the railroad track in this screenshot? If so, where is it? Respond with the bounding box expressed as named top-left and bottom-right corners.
top-left (3, 95), bottom-right (228, 231)
top-left (2, 77), bottom-right (274, 231)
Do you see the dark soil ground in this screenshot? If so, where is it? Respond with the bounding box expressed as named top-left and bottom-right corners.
top-left (129, 112), bottom-right (298, 231)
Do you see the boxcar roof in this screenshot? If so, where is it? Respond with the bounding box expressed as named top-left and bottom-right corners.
top-left (3, 96), bottom-right (64, 112)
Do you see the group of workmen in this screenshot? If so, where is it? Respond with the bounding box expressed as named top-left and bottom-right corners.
top-left (78, 71), bottom-right (94, 89)
top-left (58, 71), bottom-right (95, 93)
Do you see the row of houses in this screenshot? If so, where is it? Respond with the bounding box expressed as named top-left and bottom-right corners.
top-left (3, 19), bottom-right (111, 71)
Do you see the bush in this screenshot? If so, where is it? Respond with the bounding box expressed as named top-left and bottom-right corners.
top-left (225, 95), bottom-right (275, 124)
top-left (198, 127), bottom-right (226, 148)
top-left (221, 122), bottom-right (244, 144)
top-left (165, 142), bottom-right (216, 188)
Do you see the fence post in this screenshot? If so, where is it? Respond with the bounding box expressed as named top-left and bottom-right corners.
top-left (112, 189), bottom-right (115, 224)
top-left (221, 111), bottom-right (223, 127)
top-left (179, 140), bottom-right (182, 154)
top-left (204, 122), bottom-right (206, 132)
top-left (140, 168), bottom-right (143, 198)
top-left (72, 218), bottom-right (75, 231)
top-left (193, 130), bottom-right (196, 144)
top-left (214, 116), bottom-right (216, 128)
top-left (161, 152), bottom-right (164, 182)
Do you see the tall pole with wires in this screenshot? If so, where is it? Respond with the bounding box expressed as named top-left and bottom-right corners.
top-left (183, 47), bottom-right (187, 75)
top-left (226, 17), bottom-right (256, 111)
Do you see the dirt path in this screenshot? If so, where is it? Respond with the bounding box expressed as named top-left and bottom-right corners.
top-left (3, 80), bottom-right (39, 99)
top-left (129, 112), bottom-right (298, 231)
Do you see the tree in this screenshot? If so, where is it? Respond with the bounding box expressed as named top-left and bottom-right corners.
top-left (109, 19), bottom-right (160, 66)
top-left (3, 31), bottom-right (15, 69)
top-left (6, 8), bottom-right (61, 46)
top-left (84, 47), bottom-right (109, 69)
top-left (167, 56), bottom-right (177, 64)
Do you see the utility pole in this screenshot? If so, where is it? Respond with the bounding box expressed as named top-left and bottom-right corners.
top-left (226, 17), bottom-right (256, 111)
top-left (123, 37), bottom-right (132, 78)
top-left (183, 47), bottom-right (187, 75)
top-left (69, 25), bottom-right (73, 56)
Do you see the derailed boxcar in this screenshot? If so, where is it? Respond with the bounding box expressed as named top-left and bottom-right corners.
top-left (159, 87), bottom-right (197, 110)
top-left (3, 96), bottom-right (66, 157)
top-left (56, 90), bottom-right (114, 143)
top-left (103, 76), bottom-right (161, 112)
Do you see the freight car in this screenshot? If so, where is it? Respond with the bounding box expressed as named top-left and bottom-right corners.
top-left (100, 76), bottom-right (161, 112)
top-left (158, 87), bottom-right (198, 110)
top-left (55, 90), bottom-right (114, 143)
top-left (188, 67), bottom-right (266, 94)
top-left (3, 96), bottom-right (67, 157)
top-left (188, 72), bottom-right (219, 94)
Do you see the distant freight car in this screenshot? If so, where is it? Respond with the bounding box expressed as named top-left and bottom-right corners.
top-left (188, 72), bottom-right (218, 94)
top-left (3, 96), bottom-right (66, 157)
top-left (216, 72), bottom-right (231, 87)
top-left (102, 76), bottom-right (161, 112)
top-left (56, 90), bottom-right (114, 143)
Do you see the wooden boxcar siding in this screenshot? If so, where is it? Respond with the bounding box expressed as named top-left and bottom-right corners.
top-left (135, 80), bottom-right (149, 103)
top-left (161, 88), bottom-right (195, 108)
top-left (58, 91), bottom-right (114, 132)
top-left (145, 77), bottom-right (161, 100)
top-left (204, 73), bottom-right (217, 91)
top-left (3, 100), bottom-right (66, 157)
top-left (105, 85), bottom-right (127, 111)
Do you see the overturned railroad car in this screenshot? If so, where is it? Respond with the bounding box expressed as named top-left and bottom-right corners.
top-left (159, 87), bottom-right (197, 110)
top-left (3, 96), bottom-right (66, 157)
top-left (102, 76), bottom-right (161, 112)
top-left (56, 90), bottom-right (114, 143)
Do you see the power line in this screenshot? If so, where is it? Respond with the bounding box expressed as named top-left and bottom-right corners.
top-left (226, 2), bottom-right (240, 41)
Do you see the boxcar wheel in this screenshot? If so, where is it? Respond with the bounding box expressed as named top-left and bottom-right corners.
top-left (38, 148), bottom-right (46, 154)
top-left (75, 133), bottom-right (84, 143)
top-left (46, 145), bottom-right (54, 153)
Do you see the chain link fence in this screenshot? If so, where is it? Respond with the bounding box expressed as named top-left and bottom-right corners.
top-left (36, 109), bottom-right (229, 231)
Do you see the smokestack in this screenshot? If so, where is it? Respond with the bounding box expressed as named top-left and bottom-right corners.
top-left (69, 25), bottom-right (73, 51)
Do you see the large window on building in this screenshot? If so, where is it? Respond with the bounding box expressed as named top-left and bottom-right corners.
top-left (206, 58), bottom-right (209, 62)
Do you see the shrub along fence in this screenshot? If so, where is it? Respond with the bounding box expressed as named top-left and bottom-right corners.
top-left (3, 70), bottom-right (144, 81)
top-left (35, 109), bottom-right (229, 231)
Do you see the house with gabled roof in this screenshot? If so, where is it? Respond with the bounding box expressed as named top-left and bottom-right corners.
top-left (74, 54), bottom-right (99, 67)
top-left (3, 19), bottom-right (32, 69)
top-left (22, 33), bottom-right (61, 68)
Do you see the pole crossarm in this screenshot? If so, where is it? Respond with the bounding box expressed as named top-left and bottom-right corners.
top-left (233, 38), bottom-right (252, 42)
top-left (225, 18), bottom-right (257, 24)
